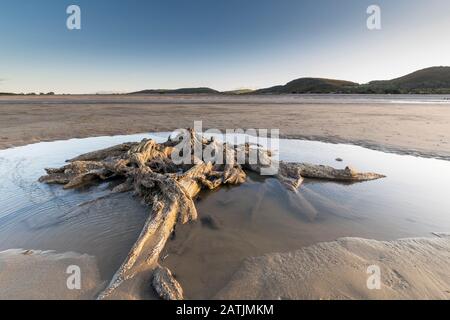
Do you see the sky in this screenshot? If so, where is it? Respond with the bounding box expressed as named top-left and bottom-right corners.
top-left (1, 0), bottom-right (450, 94)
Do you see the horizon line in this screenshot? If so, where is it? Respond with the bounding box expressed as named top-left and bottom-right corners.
top-left (1, 65), bottom-right (449, 95)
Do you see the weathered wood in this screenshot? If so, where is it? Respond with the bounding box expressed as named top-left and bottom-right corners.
top-left (152, 265), bottom-right (184, 300)
top-left (68, 142), bottom-right (137, 162)
top-left (38, 129), bottom-right (385, 300)
top-left (289, 163), bottom-right (386, 181)
top-left (276, 162), bottom-right (304, 191)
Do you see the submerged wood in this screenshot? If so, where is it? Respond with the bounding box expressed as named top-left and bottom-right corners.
top-left (38, 129), bottom-right (385, 300)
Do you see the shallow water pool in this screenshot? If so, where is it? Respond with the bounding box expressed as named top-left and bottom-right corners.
top-left (0, 133), bottom-right (449, 296)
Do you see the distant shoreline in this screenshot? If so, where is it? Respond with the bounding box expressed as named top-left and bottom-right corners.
top-left (2, 66), bottom-right (450, 96)
top-left (2, 92), bottom-right (450, 97)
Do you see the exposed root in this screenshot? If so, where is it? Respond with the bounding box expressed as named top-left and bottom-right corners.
top-left (152, 265), bottom-right (184, 300)
top-left (276, 162), bottom-right (304, 191)
top-left (287, 163), bottom-right (386, 181)
top-left (38, 129), bottom-right (385, 300)
top-left (67, 142), bottom-right (137, 162)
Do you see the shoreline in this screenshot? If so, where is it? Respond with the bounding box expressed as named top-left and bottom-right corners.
top-left (1, 95), bottom-right (449, 160)
top-left (282, 134), bottom-right (450, 161)
top-left (1, 130), bottom-right (449, 162)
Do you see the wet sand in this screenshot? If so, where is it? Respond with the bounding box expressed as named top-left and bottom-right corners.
top-left (160, 171), bottom-right (450, 299)
top-left (2, 235), bottom-right (449, 300)
top-left (216, 234), bottom-right (450, 300)
top-left (0, 249), bottom-right (105, 299)
top-left (1, 95), bottom-right (450, 159)
top-left (1, 96), bottom-right (450, 300)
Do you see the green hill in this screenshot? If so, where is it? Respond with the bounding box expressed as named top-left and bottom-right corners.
top-left (5, 66), bottom-right (450, 96)
top-left (253, 67), bottom-right (450, 94)
top-left (254, 78), bottom-right (358, 94)
top-left (361, 66), bottom-right (450, 94)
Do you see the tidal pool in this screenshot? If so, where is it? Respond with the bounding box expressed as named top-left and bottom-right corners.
top-left (0, 132), bottom-right (449, 298)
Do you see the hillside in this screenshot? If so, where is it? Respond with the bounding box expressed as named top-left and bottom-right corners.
top-left (253, 67), bottom-right (450, 94)
top-left (254, 78), bottom-right (358, 94)
top-left (361, 66), bottom-right (450, 94)
top-left (5, 66), bottom-right (450, 96)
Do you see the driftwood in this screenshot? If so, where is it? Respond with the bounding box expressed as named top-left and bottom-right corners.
top-left (38, 129), bottom-right (385, 300)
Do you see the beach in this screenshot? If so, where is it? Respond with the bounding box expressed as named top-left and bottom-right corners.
top-left (0, 94), bottom-right (450, 300)
top-left (1, 94), bottom-right (450, 159)
top-left (2, 0), bottom-right (450, 305)
top-left (0, 249), bottom-right (105, 300)
top-left (2, 235), bottom-right (448, 300)
top-left (216, 234), bottom-right (450, 300)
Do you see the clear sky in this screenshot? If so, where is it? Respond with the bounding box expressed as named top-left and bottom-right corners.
top-left (1, 0), bottom-right (450, 94)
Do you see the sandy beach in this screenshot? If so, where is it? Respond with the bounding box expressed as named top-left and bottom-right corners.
top-left (3, 0), bottom-right (450, 306)
top-left (0, 249), bottom-right (105, 299)
top-left (1, 94), bottom-right (450, 300)
top-left (1, 234), bottom-right (449, 300)
top-left (1, 94), bottom-right (449, 159)
top-left (216, 234), bottom-right (450, 300)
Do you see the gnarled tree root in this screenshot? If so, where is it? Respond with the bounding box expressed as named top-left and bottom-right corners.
top-left (38, 130), bottom-right (385, 300)
top-left (152, 265), bottom-right (184, 300)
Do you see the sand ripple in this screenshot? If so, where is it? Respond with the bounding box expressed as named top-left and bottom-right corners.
top-left (216, 235), bottom-right (450, 300)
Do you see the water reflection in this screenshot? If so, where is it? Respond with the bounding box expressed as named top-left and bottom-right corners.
top-left (0, 132), bottom-right (449, 288)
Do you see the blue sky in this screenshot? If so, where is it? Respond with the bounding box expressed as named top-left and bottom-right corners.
top-left (1, 0), bottom-right (450, 93)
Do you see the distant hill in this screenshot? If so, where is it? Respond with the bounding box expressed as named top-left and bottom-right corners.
top-left (254, 78), bottom-right (358, 94)
top-left (4, 66), bottom-right (450, 96)
top-left (130, 87), bottom-right (220, 94)
top-left (253, 67), bottom-right (450, 94)
top-left (360, 66), bottom-right (450, 94)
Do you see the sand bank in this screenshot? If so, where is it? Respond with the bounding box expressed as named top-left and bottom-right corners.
top-left (0, 95), bottom-right (449, 160)
top-left (216, 234), bottom-right (450, 300)
top-left (0, 249), bottom-right (105, 299)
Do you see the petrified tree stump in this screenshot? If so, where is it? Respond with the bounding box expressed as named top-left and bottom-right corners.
top-left (38, 129), bottom-right (385, 300)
